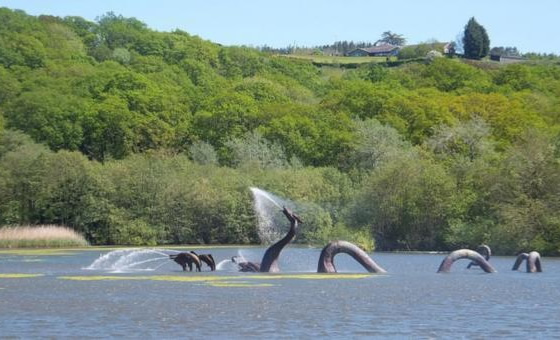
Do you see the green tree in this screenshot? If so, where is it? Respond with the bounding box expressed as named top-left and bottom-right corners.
top-left (397, 41), bottom-right (445, 60)
top-left (418, 57), bottom-right (491, 92)
top-left (0, 66), bottom-right (21, 102)
top-left (348, 154), bottom-right (457, 250)
top-left (427, 117), bottom-right (495, 162)
top-left (80, 95), bottom-right (134, 161)
top-left (0, 33), bottom-right (47, 68)
top-left (377, 31), bottom-right (406, 46)
top-left (344, 118), bottom-right (411, 171)
top-left (488, 130), bottom-right (560, 254)
top-left (0, 133), bottom-right (50, 224)
top-left (224, 130), bottom-right (290, 169)
top-left (462, 17), bottom-right (490, 60)
top-left (490, 46), bottom-right (520, 57)
top-left (35, 150), bottom-right (100, 231)
top-left (188, 141), bottom-right (219, 165)
top-left (365, 64), bottom-right (388, 83)
top-left (111, 47), bottom-right (131, 64)
top-left (6, 90), bottom-right (85, 151)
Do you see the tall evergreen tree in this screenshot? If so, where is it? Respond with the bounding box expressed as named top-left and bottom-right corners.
top-left (462, 17), bottom-right (490, 59)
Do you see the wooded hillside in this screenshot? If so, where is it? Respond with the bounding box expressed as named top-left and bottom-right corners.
top-left (1, 8), bottom-right (560, 254)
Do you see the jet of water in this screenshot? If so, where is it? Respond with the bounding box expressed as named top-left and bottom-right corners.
top-left (250, 187), bottom-right (282, 208)
top-left (249, 187), bottom-right (294, 244)
top-left (216, 259), bottom-right (238, 271)
top-left (216, 249), bottom-right (261, 271)
top-left (85, 249), bottom-right (172, 273)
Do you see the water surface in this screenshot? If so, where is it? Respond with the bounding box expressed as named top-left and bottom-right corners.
top-left (1, 247), bottom-right (558, 338)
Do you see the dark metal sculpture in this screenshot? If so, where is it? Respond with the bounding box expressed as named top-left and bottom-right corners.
top-left (317, 240), bottom-right (387, 273)
top-left (170, 252), bottom-right (201, 272)
top-left (232, 256), bottom-right (261, 272)
top-left (233, 206), bottom-right (302, 273)
top-left (191, 251), bottom-right (216, 271)
top-left (467, 244), bottom-right (491, 269)
top-left (512, 251), bottom-right (542, 273)
top-left (437, 249), bottom-right (496, 273)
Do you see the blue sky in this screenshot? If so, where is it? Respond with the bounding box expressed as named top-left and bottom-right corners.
top-left (1, 0), bottom-right (559, 54)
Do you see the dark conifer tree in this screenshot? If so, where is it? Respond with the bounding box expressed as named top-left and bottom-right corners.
top-left (463, 17), bottom-right (490, 59)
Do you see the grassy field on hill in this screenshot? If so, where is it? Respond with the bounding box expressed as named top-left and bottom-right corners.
top-left (281, 54), bottom-right (396, 65)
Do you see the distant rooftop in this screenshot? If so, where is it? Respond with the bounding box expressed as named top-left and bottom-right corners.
top-left (360, 44), bottom-right (400, 53)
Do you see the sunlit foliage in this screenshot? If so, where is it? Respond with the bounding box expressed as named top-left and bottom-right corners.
top-left (1, 8), bottom-right (560, 254)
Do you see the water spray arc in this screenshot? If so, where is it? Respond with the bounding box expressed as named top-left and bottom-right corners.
top-left (250, 187), bottom-right (291, 244)
top-left (86, 249), bottom-right (172, 273)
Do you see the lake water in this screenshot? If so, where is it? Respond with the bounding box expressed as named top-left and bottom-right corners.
top-left (1, 246), bottom-right (559, 338)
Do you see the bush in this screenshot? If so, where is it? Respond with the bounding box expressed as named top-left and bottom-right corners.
top-left (109, 217), bottom-right (158, 246)
top-left (348, 155), bottom-right (458, 251)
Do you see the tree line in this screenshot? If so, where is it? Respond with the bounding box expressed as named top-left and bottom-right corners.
top-left (1, 8), bottom-right (560, 254)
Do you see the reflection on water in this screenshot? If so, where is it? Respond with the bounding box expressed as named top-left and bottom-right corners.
top-left (1, 247), bottom-right (559, 338)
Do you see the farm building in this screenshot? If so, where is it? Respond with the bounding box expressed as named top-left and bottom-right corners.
top-left (347, 44), bottom-right (400, 57)
top-left (490, 54), bottom-right (525, 64)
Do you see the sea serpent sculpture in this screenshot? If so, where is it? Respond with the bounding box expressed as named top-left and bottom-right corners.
top-left (466, 244), bottom-right (491, 269)
top-left (437, 249), bottom-right (497, 273)
top-left (233, 206), bottom-right (301, 273)
top-left (512, 251), bottom-right (543, 273)
top-left (170, 252), bottom-right (202, 272)
top-left (170, 251), bottom-right (216, 272)
top-left (191, 251), bottom-right (216, 271)
top-left (233, 207), bottom-right (386, 274)
top-left (318, 240), bottom-right (387, 273)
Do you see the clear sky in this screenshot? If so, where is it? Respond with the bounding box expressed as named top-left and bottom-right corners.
top-left (1, 0), bottom-right (559, 54)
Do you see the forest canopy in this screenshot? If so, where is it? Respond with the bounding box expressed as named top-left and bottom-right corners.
top-left (1, 8), bottom-right (560, 255)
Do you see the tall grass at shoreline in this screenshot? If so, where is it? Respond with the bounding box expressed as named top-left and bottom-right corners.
top-left (0, 225), bottom-right (89, 248)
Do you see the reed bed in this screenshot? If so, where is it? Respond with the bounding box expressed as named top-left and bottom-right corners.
top-left (0, 225), bottom-right (89, 248)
